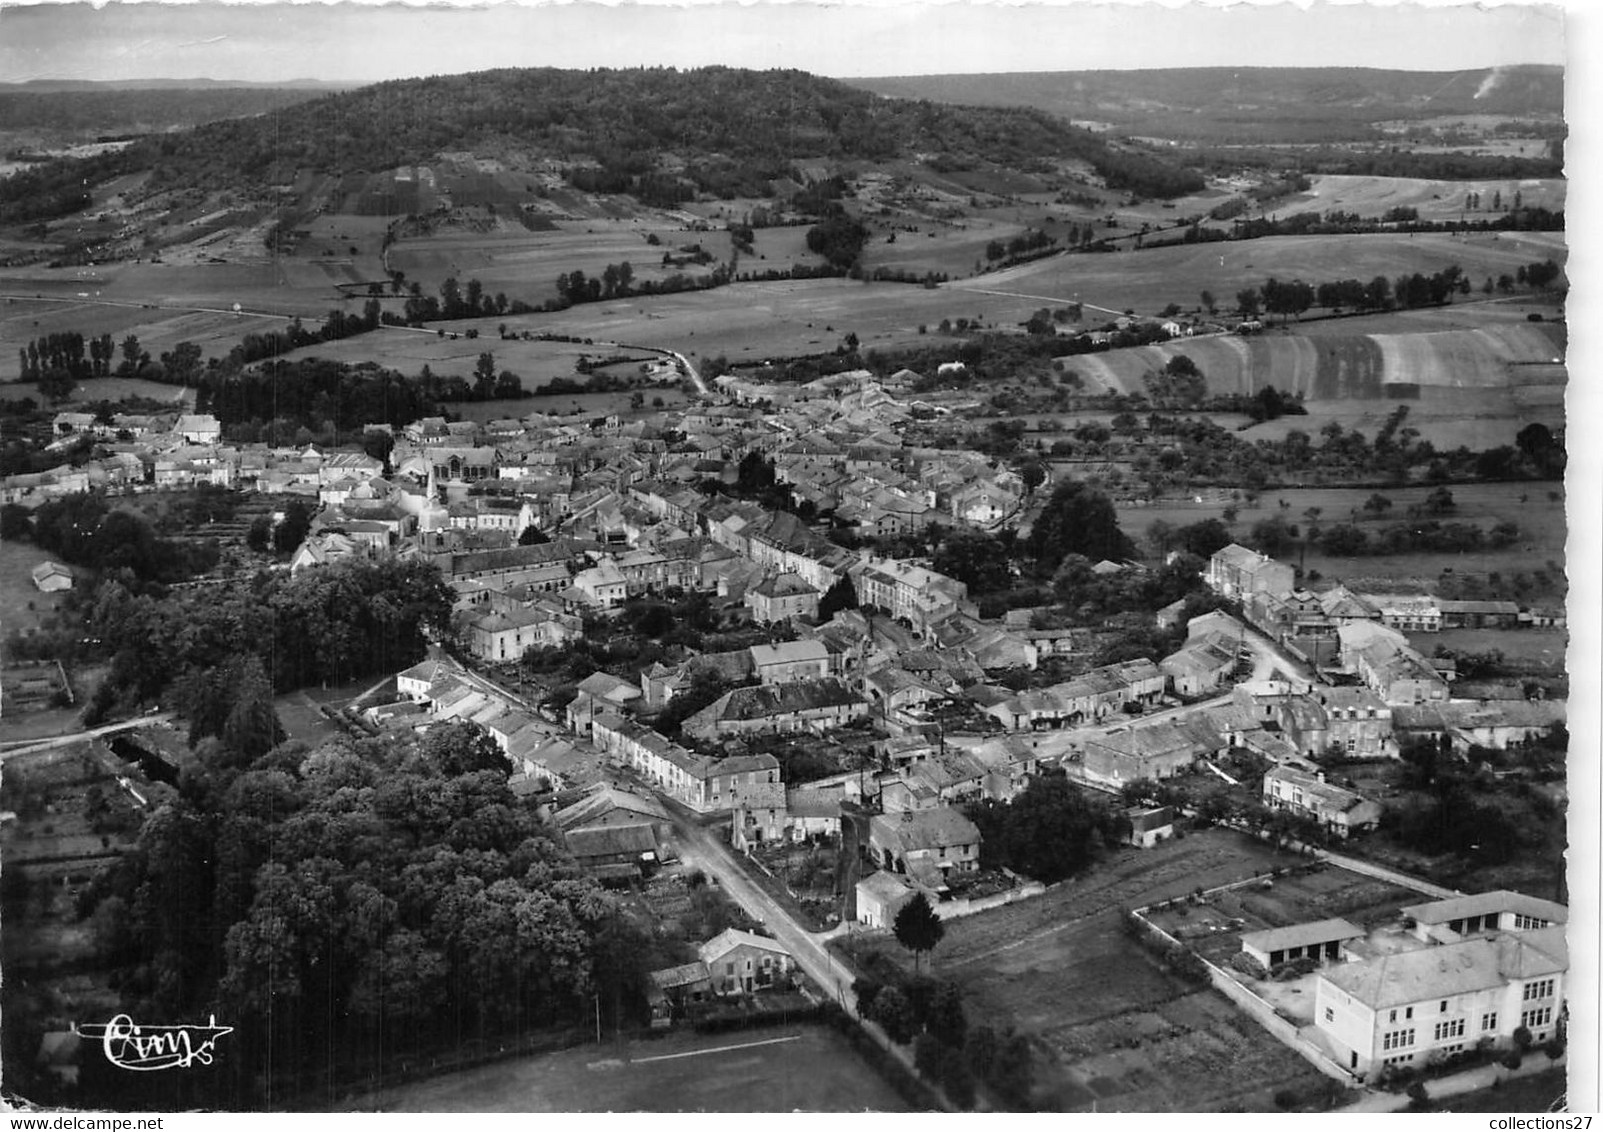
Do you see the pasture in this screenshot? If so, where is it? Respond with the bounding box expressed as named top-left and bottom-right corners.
top-left (1302, 175), bottom-right (1565, 222)
top-left (838, 828), bottom-right (1331, 1111)
top-left (445, 387), bottom-right (694, 423)
top-left (0, 539), bottom-right (74, 642)
top-left (387, 218), bottom-right (744, 305)
top-left (270, 328), bottom-right (661, 385)
top-left (1119, 480), bottom-right (1566, 591)
top-left (960, 231), bottom-right (1567, 322)
top-left (348, 1024), bottom-right (910, 1112)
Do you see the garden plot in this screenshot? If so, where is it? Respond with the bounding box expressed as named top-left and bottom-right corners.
top-left (1146, 864), bottom-right (1422, 967)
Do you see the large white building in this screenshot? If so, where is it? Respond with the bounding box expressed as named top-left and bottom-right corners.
top-left (1312, 892), bottom-right (1567, 1077)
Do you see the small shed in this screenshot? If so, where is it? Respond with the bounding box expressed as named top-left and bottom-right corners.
top-left (855, 869), bottom-right (918, 930)
top-left (1241, 917), bottom-right (1364, 969)
top-left (31, 561), bottom-right (73, 593)
top-left (1124, 805), bottom-right (1175, 849)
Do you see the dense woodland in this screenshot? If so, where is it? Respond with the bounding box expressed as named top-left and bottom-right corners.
top-left (82, 556), bottom-right (453, 721)
top-left (37, 720), bottom-right (649, 1109)
top-left (0, 66), bottom-right (1212, 227)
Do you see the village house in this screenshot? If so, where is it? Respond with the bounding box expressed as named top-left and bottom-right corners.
top-left (1392, 700), bottom-right (1565, 754)
top-left (856, 869), bottom-right (920, 930)
top-left (566, 671), bottom-right (643, 735)
top-left (1337, 621), bottom-right (1450, 705)
top-left (749, 639), bottom-right (833, 684)
top-left (699, 929), bottom-right (795, 995)
top-left (867, 806), bottom-right (982, 890)
top-left (851, 556), bottom-right (972, 633)
top-left (1207, 543), bottom-right (1294, 602)
top-left (1261, 764), bottom-right (1383, 837)
top-left (173, 413), bottom-right (222, 444)
top-left (1437, 599), bottom-right (1522, 630)
top-left (1363, 593), bottom-right (1443, 633)
top-left (1276, 686), bottom-right (1397, 759)
top-left (681, 677), bottom-right (867, 741)
top-left (563, 824), bottom-right (660, 885)
top-left (1080, 717), bottom-right (1225, 788)
top-left (745, 572), bottom-right (820, 625)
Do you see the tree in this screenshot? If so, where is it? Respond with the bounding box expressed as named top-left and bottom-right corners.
top-left (932, 532), bottom-right (1013, 594)
top-left (119, 334), bottom-right (142, 374)
top-left (273, 499), bottom-right (312, 555)
top-left (245, 516), bottom-right (273, 553)
top-left (1424, 486), bottom-right (1456, 515)
top-left (929, 980), bottom-right (967, 1048)
top-left (1176, 518), bottom-right (1232, 559)
top-left (818, 575), bottom-right (859, 622)
top-left (518, 524), bottom-right (549, 546)
top-left (362, 428), bottom-right (396, 470)
top-left (1236, 288), bottom-right (1261, 318)
top-left (420, 720), bottom-right (511, 778)
top-left (474, 352), bottom-right (497, 399)
top-left (969, 772), bottom-right (1109, 883)
top-left (1199, 289), bottom-right (1216, 314)
top-left (1027, 481), bottom-right (1135, 574)
top-left (0, 502), bottom-right (32, 541)
top-left (893, 891), bottom-right (945, 973)
top-left (221, 655), bottom-right (287, 767)
top-left (1362, 493), bottom-right (1393, 518)
top-left (870, 984), bottom-right (916, 1044)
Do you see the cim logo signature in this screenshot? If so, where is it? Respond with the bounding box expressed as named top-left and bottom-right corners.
top-left (78, 1014), bottom-right (233, 1071)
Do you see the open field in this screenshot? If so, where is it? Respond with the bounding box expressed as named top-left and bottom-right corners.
top-left (444, 387), bottom-right (694, 422)
top-left (0, 539), bottom-right (74, 641)
top-left (839, 828), bottom-right (1335, 1111)
top-left (270, 326), bottom-right (662, 384)
top-left (388, 218), bottom-right (745, 304)
top-left (960, 230), bottom-right (1566, 320)
top-left (1404, 627), bottom-right (1568, 672)
top-left (1303, 175), bottom-right (1565, 221)
top-left (1118, 480), bottom-right (1566, 588)
top-left (1053, 316), bottom-right (1564, 403)
top-left (347, 1024), bottom-right (910, 1112)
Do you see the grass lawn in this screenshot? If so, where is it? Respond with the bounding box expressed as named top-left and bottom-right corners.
top-left (1435, 1065), bottom-right (1567, 1113)
top-left (0, 538), bottom-right (67, 630)
top-left (347, 1024), bottom-right (911, 1112)
top-left (1407, 627), bottom-right (1568, 673)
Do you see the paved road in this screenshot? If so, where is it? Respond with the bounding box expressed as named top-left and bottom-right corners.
top-left (665, 813), bottom-right (861, 1017)
top-left (659, 810), bottom-right (961, 1110)
top-left (0, 714), bottom-right (175, 762)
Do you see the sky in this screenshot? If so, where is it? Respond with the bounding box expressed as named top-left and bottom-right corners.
top-left (0, 0), bottom-right (1573, 85)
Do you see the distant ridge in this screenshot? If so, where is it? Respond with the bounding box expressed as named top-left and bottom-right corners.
top-left (848, 65), bottom-right (1565, 143)
top-left (0, 78), bottom-right (361, 92)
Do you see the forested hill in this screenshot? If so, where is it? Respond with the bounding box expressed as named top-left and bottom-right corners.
top-left (122, 66), bottom-right (1202, 198)
top-left (850, 65), bottom-right (1565, 144)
